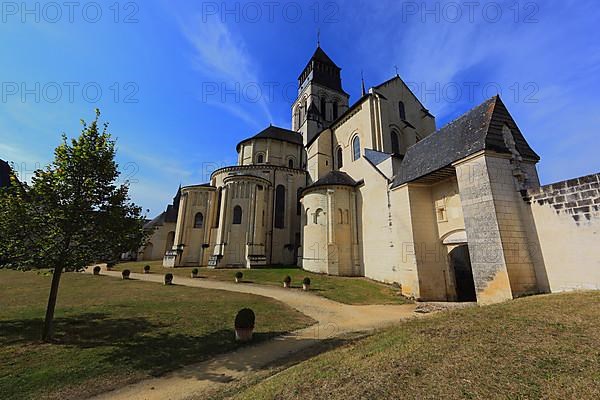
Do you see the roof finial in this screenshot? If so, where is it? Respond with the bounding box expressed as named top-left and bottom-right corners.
top-left (394, 65), bottom-right (399, 76)
top-left (361, 70), bottom-right (366, 96)
top-left (317, 27), bottom-right (320, 47)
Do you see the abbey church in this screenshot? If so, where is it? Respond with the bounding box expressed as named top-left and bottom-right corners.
top-left (142, 46), bottom-right (600, 305)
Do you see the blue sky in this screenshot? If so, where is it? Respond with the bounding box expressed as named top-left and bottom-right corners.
top-left (1, 0), bottom-right (599, 216)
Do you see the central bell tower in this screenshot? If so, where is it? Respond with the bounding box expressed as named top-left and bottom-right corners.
top-left (292, 46), bottom-right (349, 145)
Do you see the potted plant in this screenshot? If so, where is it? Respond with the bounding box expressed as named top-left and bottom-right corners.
top-left (106, 262), bottom-right (115, 271)
top-left (191, 268), bottom-right (199, 278)
top-left (302, 277), bottom-right (311, 291)
top-left (283, 275), bottom-right (292, 288)
top-left (122, 269), bottom-right (131, 280)
top-left (235, 271), bottom-right (243, 283)
top-left (234, 308), bottom-right (255, 342)
top-left (93, 266), bottom-right (101, 275)
top-left (164, 273), bottom-right (174, 285)
top-left (143, 265), bottom-right (151, 274)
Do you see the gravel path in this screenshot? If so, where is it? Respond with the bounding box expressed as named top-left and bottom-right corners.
top-left (86, 270), bottom-right (417, 400)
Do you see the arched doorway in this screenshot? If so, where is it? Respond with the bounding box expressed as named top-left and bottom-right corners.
top-left (449, 245), bottom-right (477, 302)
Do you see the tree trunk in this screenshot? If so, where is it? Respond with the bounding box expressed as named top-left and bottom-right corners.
top-left (42, 266), bottom-right (64, 342)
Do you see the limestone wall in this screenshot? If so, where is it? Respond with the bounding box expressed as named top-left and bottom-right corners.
top-left (527, 173), bottom-right (600, 292)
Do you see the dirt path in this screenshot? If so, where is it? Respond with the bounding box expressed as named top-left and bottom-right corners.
top-left (86, 270), bottom-right (417, 400)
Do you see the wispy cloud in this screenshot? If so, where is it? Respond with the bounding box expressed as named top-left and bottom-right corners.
top-left (176, 13), bottom-right (273, 128)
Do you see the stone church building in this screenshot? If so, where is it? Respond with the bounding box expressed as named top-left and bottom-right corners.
top-left (142, 46), bottom-right (600, 305)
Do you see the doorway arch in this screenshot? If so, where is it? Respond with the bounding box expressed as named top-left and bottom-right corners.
top-left (449, 245), bottom-right (477, 302)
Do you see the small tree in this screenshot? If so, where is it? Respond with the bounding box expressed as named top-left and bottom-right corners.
top-left (0, 110), bottom-right (147, 342)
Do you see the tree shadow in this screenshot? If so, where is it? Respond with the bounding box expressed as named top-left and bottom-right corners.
top-left (0, 313), bottom-right (295, 378)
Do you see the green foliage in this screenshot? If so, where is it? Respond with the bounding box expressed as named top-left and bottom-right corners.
top-left (0, 109), bottom-right (148, 272)
top-left (303, 277), bottom-right (311, 285)
top-left (235, 271), bottom-right (244, 279)
top-left (192, 268), bottom-right (199, 275)
top-left (283, 275), bottom-right (292, 284)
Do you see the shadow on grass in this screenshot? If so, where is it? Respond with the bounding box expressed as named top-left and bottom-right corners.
top-left (0, 313), bottom-right (290, 378)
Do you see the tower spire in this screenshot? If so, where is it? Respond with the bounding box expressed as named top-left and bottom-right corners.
top-left (317, 28), bottom-right (320, 47)
top-left (361, 70), bottom-right (366, 96)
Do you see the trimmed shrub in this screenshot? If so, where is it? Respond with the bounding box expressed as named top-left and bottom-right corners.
top-left (93, 266), bottom-right (101, 275)
top-left (143, 265), bottom-right (151, 274)
top-left (303, 277), bottom-right (311, 286)
top-left (235, 308), bottom-right (256, 329)
top-left (164, 273), bottom-right (174, 285)
top-left (122, 269), bottom-right (131, 279)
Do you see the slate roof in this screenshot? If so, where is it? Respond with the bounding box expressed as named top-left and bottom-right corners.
top-left (391, 95), bottom-right (540, 187)
top-left (309, 46), bottom-right (340, 68)
top-left (303, 171), bottom-right (358, 193)
top-left (236, 125), bottom-right (303, 152)
top-left (364, 149), bottom-right (393, 166)
top-left (298, 46), bottom-right (346, 94)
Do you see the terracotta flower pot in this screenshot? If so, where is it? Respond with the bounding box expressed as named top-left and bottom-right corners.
top-left (235, 327), bottom-right (254, 342)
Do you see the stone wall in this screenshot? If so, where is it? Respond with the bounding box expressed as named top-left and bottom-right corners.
top-left (527, 173), bottom-right (600, 292)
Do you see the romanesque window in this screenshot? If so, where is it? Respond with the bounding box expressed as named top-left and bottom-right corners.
top-left (320, 97), bottom-right (327, 120)
top-left (391, 130), bottom-right (400, 154)
top-left (398, 101), bottom-right (406, 120)
top-left (352, 135), bottom-right (361, 161)
top-left (304, 208), bottom-right (310, 226)
top-left (338, 209), bottom-right (343, 224)
top-left (194, 212), bottom-right (204, 229)
top-left (314, 208), bottom-right (325, 225)
top-left (256, 153), bottom-right (264, 164)
top-left (332, 101), bottom-right (338, 119)
top-left (274, 185), bottom-right (286, 229)
top-left (288, 158), bottom-right (294, 168)
top-left (336, 147), bottom-right (343, 169)
top-left (233, 205), bottom-right (243, 224)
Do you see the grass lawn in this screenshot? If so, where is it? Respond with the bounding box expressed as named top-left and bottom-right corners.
top-left (228, 291), bottom-right (600, 400)
top-left (115, 261), bottom-right (409, 305)
top-left (0, 269), bottom-right (314, 400)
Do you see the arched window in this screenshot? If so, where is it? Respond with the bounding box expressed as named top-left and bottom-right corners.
top-left (391, 130), bottom-right (400, 154)
top-left (320, 97), bottom-right (327, 120)
top-left (314, 208), bottom-right (325, 225)
top-left (332, 101), bottom-right (339, 119)
top-left (398, 101), bottom-right (406, 120)
top-left (274, 185), bottom-right (285, 229)
top-left (232, 205), bottom-right (242, 224)
top-left (338, 209), bottom-right (343, 224)
top-left (304, 208), bottom-right (310, 226)
top-left (194, 212), bottom-right (204, 229)
top-left (288, 158), bottom-right (294, 168)
top-left (352, 135), bottom-right (361, 161)
top-left (256, 153), bottom-right (264, 164)
top-left (336, 146), bottom-right (343, 169)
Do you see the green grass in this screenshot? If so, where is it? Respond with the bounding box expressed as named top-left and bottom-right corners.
top-left (0, 269), bottom-right (314, 400)
top-left (229, 291), bottom-right (600, 400)
top-left (115, 261), bottom-right (409, 305)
